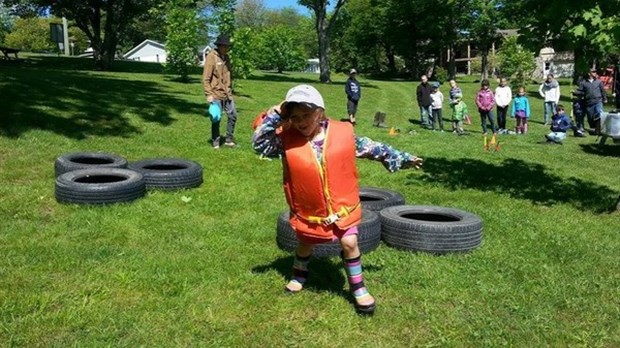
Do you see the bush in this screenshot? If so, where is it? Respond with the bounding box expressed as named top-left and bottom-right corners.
top-left (433, 66), bottom-right (448, 83)
top-left (497, 36), bottom-right (536, 90)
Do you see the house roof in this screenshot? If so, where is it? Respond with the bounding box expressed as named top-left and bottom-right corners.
top-left (124, 39), bottom-right (166, 58)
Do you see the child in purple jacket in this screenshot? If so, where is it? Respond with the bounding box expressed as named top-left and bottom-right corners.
top-left (475, 79), bottom-right (497, 135)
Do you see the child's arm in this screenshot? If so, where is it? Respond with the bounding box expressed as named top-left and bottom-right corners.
top-left (510, 99), bottom-right (516, 117)
top-left (252, 107), bottom-right (286, 158)
top-left (355, 136), bottom-right (423, 172)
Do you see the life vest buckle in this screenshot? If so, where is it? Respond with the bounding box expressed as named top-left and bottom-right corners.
top-left (322, 213), bottom-right (340, 226)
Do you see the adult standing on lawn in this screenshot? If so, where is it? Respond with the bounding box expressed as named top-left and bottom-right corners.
top-left (345, 68), bottom-right (361, 125)
top-left (539, 74), bottom-right (561, 125)
top-left (495, 77), bottom-right (512, 133)
top-left (203, 34), bottom-right (238, 149)
top-left (577, 68), bottom-right (607, 132)
top-left (416, 75), bottom-right (433, 128)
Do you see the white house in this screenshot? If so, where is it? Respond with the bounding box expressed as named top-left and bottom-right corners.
top-left (306, 58), bottom-right (320, 73)
top-left (535, 47), bottom-right (574, 79)
top-left (123, 39), bottom-right (167, 63)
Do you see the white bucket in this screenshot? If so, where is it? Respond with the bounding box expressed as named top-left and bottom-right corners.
top-left (601, 112), bottom-right (620, 138)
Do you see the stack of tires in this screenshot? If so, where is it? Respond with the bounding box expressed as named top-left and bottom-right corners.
top-left (54, 152), bottom-right (203, 205)
top-left (276, 186), bottom-right (483, 256)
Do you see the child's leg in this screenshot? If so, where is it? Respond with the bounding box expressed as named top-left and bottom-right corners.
top-left (523, 118), bottom-right (528, 133)
top-left (480, 112), bottom-right (488, 134)
top-left (515, 117), bottom-right (522, 133)
top-left (488, 110), bottom-right (497, 133)
top-left (285, 242), bottom-right (314, 292)
top-left (457, 120), bottom-right (464, 133)
top-left (340, 234), bottom-right (375, 313)
top-left (429, 110), bottom-right (436, 130)
top-left (437, 109), bottom-right (444, 131)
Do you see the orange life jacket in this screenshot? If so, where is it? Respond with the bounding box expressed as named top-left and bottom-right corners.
top-left (251, 110), bottom-right (268, 130)
top-left (281, 120), bottom-right (361, 241)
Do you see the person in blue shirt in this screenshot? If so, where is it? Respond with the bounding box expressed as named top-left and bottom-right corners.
top-left (511, 86), bottom-right (531, 134)
top-left (545, 104), bottom-right (572, 144)
top-left (345, 69), bottom-right (361, 125)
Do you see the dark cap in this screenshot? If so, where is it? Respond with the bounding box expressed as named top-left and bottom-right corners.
top-left (214, 34), bottom-right (231, 46)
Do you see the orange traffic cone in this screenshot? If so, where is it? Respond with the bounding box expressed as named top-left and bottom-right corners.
top-left (389, 127), bottom-right (397, 136)
top-left (483, 135), bottom-right (488, 151)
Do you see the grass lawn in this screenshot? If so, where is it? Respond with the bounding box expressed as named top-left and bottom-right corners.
top-left (1, 55), bottom-right (619, 347)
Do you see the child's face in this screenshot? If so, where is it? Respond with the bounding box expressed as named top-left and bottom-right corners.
top-left (482, 84), bottom-right (489, 90)
top-left (287, 104), bottom-right (322, 138)
top-left (518, 89), bottom-right (525, 96)
top-left (500, 79), bottom-right (507, 86)
top-left (449, 80), bottom-right (456, 88)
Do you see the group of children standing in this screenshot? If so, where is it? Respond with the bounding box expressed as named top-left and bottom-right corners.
top-left (427, 77), bottom-right (572, 142)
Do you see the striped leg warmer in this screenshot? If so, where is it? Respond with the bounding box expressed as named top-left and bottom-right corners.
top-left (285, 254), bottom-right (311, 293)
top-left (343, 254), bottom-right (375, 312)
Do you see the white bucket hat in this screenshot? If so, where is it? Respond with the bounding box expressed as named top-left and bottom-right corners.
top-left (283, 84), bottom-right (325, 110)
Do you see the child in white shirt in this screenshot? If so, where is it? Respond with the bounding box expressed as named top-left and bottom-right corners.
top-left (495, 78), bottom-right (512, 134)
top-left (430, 83), bottom-right (445, 132)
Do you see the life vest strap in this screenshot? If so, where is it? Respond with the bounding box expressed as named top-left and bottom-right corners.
top-left (299, 203), bottom-right (360, 226)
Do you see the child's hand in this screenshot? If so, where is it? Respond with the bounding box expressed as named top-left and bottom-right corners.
top-left (402, 154), bottom-right (423, 170)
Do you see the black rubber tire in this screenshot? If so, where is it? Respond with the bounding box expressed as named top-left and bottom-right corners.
top-left (276, 209), bottom-right (381, 258)
top-left (379, 205), bottom-right (483, 253)
top-left (54, 152), bottom-right (128, 177)
top-left (55, 168), bottom-right (146, 205)
top-left (128, 158), bottom-right (203, 190)
top-left (359, 186), bottom-right (406, 211)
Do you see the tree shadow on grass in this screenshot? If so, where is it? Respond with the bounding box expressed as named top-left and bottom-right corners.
top-left (409, 157), bottom-right (619, 214)
top-left (579, 143), bottom-right (620, 158)
top-left (0, 66), bottom-right (204, 139)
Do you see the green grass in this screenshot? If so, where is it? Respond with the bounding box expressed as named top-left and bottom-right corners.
top-left (1, 55), bottom-right (619, 347)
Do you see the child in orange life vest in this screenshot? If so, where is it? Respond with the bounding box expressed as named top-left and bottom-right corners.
top-left (252, 85), bottom-right (423, 314)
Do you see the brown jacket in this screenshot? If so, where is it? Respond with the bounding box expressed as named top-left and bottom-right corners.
top-left (202, 49), bottom-right (232, 100)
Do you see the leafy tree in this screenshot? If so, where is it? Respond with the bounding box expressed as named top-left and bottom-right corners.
top-left (329, 0), bottom-right (389, 74)
top-left (0, 1), bottom-right (14, 44)
top-left (163, 0), bottom-right (202, 82)
top-left (230, 27), bottom-right (257, 79)
top-left (4, 16), bottom-right (54, 52)
top-left (212, 0), bottom-right (236, 35)
top-left (255, 24), bottom-right (305, 73)
top-left (68, 22), bottom-right (90, 55)
top-left (119, 12), bottom-right (168, 53)
top-left (497, 36), bottom-right (536, 89)
top-left (5, 0), bottom-right (158, 70)
top-left (235, 0), bottom-right (267, 29)
top-left (509, 0), bottom-right (620, 80)
top-left (299, 0), bottom-right (348, 83)
top-left (470, 0), bottom-right (501, 80)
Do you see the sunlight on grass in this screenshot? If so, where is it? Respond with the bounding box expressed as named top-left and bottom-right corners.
top-left (1, 56), bottom-right (619, 347)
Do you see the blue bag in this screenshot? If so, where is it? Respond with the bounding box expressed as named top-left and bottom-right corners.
top-left (208, 102), bottom-right (221, 122)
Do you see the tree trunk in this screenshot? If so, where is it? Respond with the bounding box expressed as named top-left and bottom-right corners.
top-left (448, 43), bottom-right (456, 79)
top-left (481, 50), bottom-right (489, 80)
top-left (386, 45), bottom-right (396, 73)
top-left (573, 48), bottom-right (587, 85)
top-left (317, 15), bottom-right (331, 83)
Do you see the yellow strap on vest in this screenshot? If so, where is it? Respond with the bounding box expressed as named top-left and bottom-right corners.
top-left (302, 202), bottom-right (360, 225)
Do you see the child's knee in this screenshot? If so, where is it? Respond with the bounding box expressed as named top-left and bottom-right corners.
top-left (339, 234), bottom-right (359, 254)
